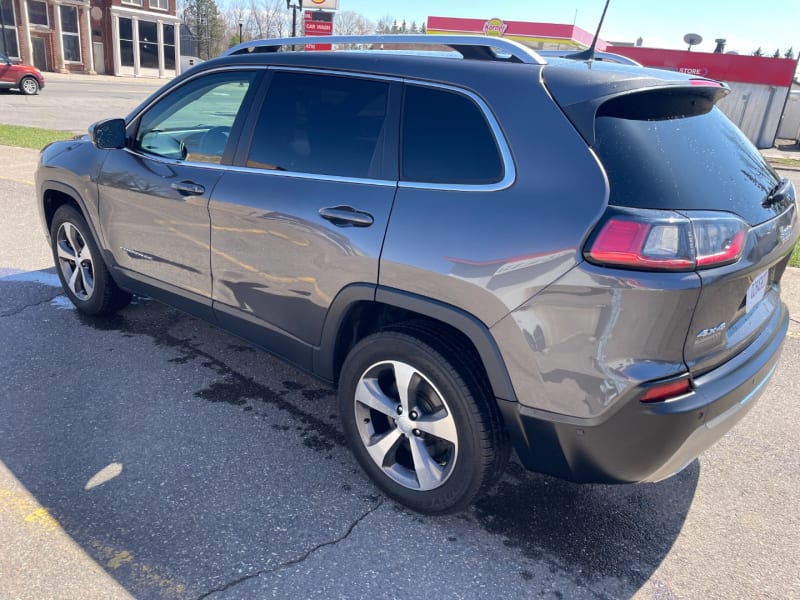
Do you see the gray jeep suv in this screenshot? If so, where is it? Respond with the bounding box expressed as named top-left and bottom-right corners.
top-left (36, 36), bottom-right (798, 514)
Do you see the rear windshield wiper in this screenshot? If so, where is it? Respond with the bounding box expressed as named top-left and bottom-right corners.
top-left (763, 178), bottom-right (791, 208)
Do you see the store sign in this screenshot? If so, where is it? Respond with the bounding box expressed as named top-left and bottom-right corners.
top-left (301, 0), bottom-right (338, 9)
top-left (483, 18), bottom-right (508, 37)
top-left (305, 10), bottom-right (332, 51)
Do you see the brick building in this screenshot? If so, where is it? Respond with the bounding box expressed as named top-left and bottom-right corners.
top-left (0, 0), bottom-right (181, 77)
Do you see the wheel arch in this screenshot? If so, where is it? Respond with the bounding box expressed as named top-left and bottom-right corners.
top-left (313, 285), bottom-right (518, 404)
top-left (41, 181), bottom-right (87, 233)
top-left (40, 181), bottom-right (111, 252)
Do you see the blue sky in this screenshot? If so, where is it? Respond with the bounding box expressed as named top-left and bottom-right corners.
top-left (331, 0), bottom-right (800, 56)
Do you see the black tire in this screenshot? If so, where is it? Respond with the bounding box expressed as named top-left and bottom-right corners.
top-left (338, 329), bottom-right (509, 514)
top-left (50, 205), bottom-right (131, 316)
top-left (19, 76), bottom-right (39, 95)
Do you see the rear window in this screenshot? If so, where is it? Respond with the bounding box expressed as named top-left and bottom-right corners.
top-left (594, 105), bottom-right (779, 226)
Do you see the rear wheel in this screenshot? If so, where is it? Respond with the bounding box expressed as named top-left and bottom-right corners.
top-left (338, 330), bottom-right (508, 514)
top-left (19, 76), bottom-right (39, 95)
top-left (50, 205), bottom-right (131, 315)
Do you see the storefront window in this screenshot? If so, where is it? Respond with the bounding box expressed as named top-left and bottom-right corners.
top-left (119, 17), bottom-right (133, 67)
top-left (0, 0), bottom-right (19, 58)
top-left (60, 5), bottom-right (80, 62)
top-left (27, 0), bottom-right (48, 27)
top-left (139, 20), bottom-right (157, 69)
top-left (163, 24), bottom-right (175, 70)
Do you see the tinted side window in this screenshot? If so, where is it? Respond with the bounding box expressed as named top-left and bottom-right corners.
top-left (401, 85), bottom-right (504, 185)
top-left (136, 71), bottom-right (256, 164)
top-left (247, 72), bottom-right (390, 179)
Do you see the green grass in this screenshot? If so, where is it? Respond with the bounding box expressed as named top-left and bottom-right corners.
top-left (0, 124), bottom-right (74, 150)
top-left (791, 241), bottom-right (800, 268)
top-left (769, 157), bottom-right (800, 169)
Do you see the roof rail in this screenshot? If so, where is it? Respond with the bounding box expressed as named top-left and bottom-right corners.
top-left (537, 49), bottom-right (642, 66)
top-left (222, 35), bottom-right (546, 65)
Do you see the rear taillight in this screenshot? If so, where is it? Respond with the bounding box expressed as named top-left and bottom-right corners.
top-left (585, 208), bottom-right (748, 271)
top-left (691, 216), bottom-right (747, 267)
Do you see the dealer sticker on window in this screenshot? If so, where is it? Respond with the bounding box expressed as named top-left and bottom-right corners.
top-left (746, 270), bottom-right (768, 314)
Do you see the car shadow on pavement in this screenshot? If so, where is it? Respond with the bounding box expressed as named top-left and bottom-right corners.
top-left (0, 271), bottom-right (697, 598)
top-left (474, 459), bottom-right (698, 594)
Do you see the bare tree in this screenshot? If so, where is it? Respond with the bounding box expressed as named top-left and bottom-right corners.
top-left (249, 0), bottom-right (289, 40)
top-left (334, 11), bottom-right (374, 36)
top-left (224, 0), bottom-right (249, 45)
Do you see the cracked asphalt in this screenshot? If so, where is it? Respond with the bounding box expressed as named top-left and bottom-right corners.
top-left (1, 79), bottom-right (800, 599)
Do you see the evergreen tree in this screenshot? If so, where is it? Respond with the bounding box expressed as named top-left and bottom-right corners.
top-left (181, 0), bottom-right (225, 59)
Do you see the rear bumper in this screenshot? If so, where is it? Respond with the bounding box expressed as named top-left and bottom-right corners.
top-left (500, 302), bottom-right (788, 483)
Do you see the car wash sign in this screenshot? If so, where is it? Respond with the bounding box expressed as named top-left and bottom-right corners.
top-left (304, 10), bottom-right (333, 51)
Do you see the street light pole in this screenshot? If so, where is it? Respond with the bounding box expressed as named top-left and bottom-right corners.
top-left (286, 0), bottom-right (301, 38)
top-left (239, 19), bottom-right (243, 44)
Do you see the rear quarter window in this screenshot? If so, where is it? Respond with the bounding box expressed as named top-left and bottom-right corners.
top-left (401, 85), bottom-right (504, 185)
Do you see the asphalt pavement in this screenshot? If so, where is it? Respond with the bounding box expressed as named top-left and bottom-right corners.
top-left (1, 137), bottom-right (800, 598)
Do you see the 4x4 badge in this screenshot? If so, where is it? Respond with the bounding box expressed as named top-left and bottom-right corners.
top-left (697, 322), bottom-right (727, 339)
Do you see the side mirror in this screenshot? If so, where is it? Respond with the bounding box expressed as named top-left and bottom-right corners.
top-left (89, 118), bottom-right (127, 149)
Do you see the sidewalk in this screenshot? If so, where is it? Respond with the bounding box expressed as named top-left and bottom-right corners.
top-left (42, 70), bottom-right (168, 88)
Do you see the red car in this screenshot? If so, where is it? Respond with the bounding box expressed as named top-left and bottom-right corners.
top-left (0, 53), bottom-right (45, 95)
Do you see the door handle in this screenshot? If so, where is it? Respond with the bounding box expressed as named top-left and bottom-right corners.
top-left (171, 181), bottom-right (206, 196)
top-left (318, 206), bottom-right (374, 227)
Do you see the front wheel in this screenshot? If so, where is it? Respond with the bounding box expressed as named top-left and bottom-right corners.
top-left (338, 330), bottom-right (509, 514)
top-left (19, 76), bottom-right (40, 95)
top-left (50, 205), bottom-right (131, 315)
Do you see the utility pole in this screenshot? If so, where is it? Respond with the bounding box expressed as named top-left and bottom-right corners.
top-left (286, 0), bottom-right (301, 38)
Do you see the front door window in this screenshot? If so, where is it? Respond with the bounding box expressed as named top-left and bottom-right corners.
top-left (135, 71), bottom-right (256, 164)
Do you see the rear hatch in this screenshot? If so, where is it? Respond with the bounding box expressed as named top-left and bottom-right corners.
top-left (543, 61), bottom-right (799, 376)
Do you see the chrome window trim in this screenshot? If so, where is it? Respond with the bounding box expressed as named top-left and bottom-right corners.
top-left (122, 147), bottom-right (393, 189)
top-left (213, 165), bottom-right (398, 187)
top-left (267, 65), bottom-right (403, 84)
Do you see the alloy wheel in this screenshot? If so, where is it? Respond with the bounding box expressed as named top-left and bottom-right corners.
top-left (21, 77), bottom-right (38, 95)
top-left (353, 360), bottom-right (459, 491)
top-left (56, 221), bottom-right (95, 300)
